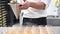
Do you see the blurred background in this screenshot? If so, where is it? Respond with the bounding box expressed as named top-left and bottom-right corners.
top-left (0, 0), bottom-right (60, 27)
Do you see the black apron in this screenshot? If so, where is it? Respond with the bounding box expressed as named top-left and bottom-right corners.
top-left (23, 17), bottom-right (47, 26)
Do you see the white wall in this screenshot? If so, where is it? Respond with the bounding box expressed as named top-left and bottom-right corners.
top-left (47, 0), bottom-right (58, 16)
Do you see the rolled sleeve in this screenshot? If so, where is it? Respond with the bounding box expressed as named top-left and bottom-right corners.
top-left (41, 0), bottom-right (51, 9)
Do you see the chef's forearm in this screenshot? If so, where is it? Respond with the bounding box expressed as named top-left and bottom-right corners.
top-left (30, 2), bottom-right (46, 10)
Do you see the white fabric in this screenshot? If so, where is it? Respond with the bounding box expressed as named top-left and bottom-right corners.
top-left (16, 0), bottom-right (51, 18)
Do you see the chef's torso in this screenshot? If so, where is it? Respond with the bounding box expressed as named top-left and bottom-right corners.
top-left (17, 0), bottom-right (51, 18)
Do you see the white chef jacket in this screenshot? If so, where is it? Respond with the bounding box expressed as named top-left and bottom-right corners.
top-left (16, 0), bottom-right (51, 18)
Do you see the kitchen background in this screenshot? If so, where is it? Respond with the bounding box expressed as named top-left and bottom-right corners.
top-left (0, 0), bottom-right (60, 27)
top-left (47, 0), bottom-right (60, 26)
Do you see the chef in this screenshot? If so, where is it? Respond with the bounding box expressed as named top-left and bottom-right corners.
top-left (11, 0), bottom-right (51, 26)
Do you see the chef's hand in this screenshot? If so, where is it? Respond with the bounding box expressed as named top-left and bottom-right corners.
top-left (19, 1), bottom-right (31, 10)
